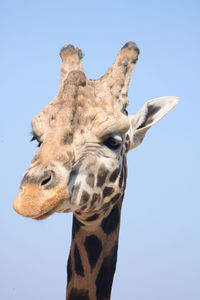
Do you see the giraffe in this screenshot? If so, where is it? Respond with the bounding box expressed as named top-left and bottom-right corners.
top-left (13, 42), bottom-right (178, 300)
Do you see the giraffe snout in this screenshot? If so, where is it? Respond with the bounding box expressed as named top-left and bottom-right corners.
top-left (13, 168), bottom-right (70, 219)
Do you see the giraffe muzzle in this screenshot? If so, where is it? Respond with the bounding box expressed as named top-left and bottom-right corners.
top-left (13, 169), bottom-right (70, 219)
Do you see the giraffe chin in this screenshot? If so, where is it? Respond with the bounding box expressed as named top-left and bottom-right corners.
top-left (13, 183), bottom-right (70, 220)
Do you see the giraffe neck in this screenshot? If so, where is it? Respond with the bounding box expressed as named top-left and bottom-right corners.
top-left (66, 200), bottom-right (123, 300)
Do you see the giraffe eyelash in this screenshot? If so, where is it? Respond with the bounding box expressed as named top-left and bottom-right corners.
top-left (123, 107), bottom-right (128, 116)
top-left (30, 132), bottom-right (42, 147)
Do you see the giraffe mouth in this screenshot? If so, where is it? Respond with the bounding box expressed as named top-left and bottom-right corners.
top-left (33, 204), bottom-right (60, 220)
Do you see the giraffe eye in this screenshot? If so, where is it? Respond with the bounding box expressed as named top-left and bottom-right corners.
top-left (103, 134), bottom-right (122, 150)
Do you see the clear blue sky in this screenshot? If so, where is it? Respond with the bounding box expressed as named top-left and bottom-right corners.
top-left (1, 1), bottom-right (200, 299)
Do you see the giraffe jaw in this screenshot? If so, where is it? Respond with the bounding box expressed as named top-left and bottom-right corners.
top-left (13, 183), bottom-right (70, 220)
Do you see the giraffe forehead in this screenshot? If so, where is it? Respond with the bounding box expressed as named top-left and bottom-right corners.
top-left (31, 86), bottom-right (93, 137)
top-left (31, 96), bottom-right (130, 142)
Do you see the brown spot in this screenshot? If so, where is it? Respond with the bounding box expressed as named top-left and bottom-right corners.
top-left (132, 58), bottom-right (138, 64)
top-left (80, 190), bottom-right (90, 204)
top-left (119, 168), bottom-right (124, 188)
top-left (120, 82), bottom-right (124, 88)
top-left (72, 183), bottom-right (81, 201)
top-left (80, 204), bottom-right (87, 211)
top-left (91, 193), bottom-right (101, 208)
top-left (111, 193), bottom-right (121, 204)
top-left (67, 254), bottom-right (72, 284)
top-left (66, 70), bottom-right (86, 87)
top-left (101, 205), bottom-right (119, 234)
top-left (63, 132), bottom-right (73, 144)
top-left (84, 235), bottom-right (102, 269)
top-left (68, 288), bottom-right (89, 300)
top-left (86, 214), bottom-right (99, 222)
top-left (86, 173), bottom-right (95, 188)
top-left (109, 168), bottom-right (120, 182)
top-left (103, 186), bottom-right (114, 198)
top-left (123, 157), bottom-right (127, 190)
top-left (95, 242), bottom-right (118, 300)
top-left (72, 215), bottom-right (84, 238)
top-left (124, 65), bottom-right (129, 75)
top-left (97, 164), bottom-right (109, 187)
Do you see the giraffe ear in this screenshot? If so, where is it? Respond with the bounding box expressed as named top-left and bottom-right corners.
top-left (128, 96), bottom-right (179, 150)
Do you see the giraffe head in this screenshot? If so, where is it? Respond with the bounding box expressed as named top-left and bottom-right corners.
top-left (13, 42), bottom-right (178, 220)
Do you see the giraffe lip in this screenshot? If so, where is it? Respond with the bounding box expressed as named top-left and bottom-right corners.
top-left (32, 197), bottom-right (71, 220)
top-left (33, 205), bottom-right (59, 220)
top-left (32, 195), bottom-right (70, 220)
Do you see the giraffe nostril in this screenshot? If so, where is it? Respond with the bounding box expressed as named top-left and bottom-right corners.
top-left (39, 170), bottom-right (54, 187)
top-left (40, 175), bottom-right (52, 186)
